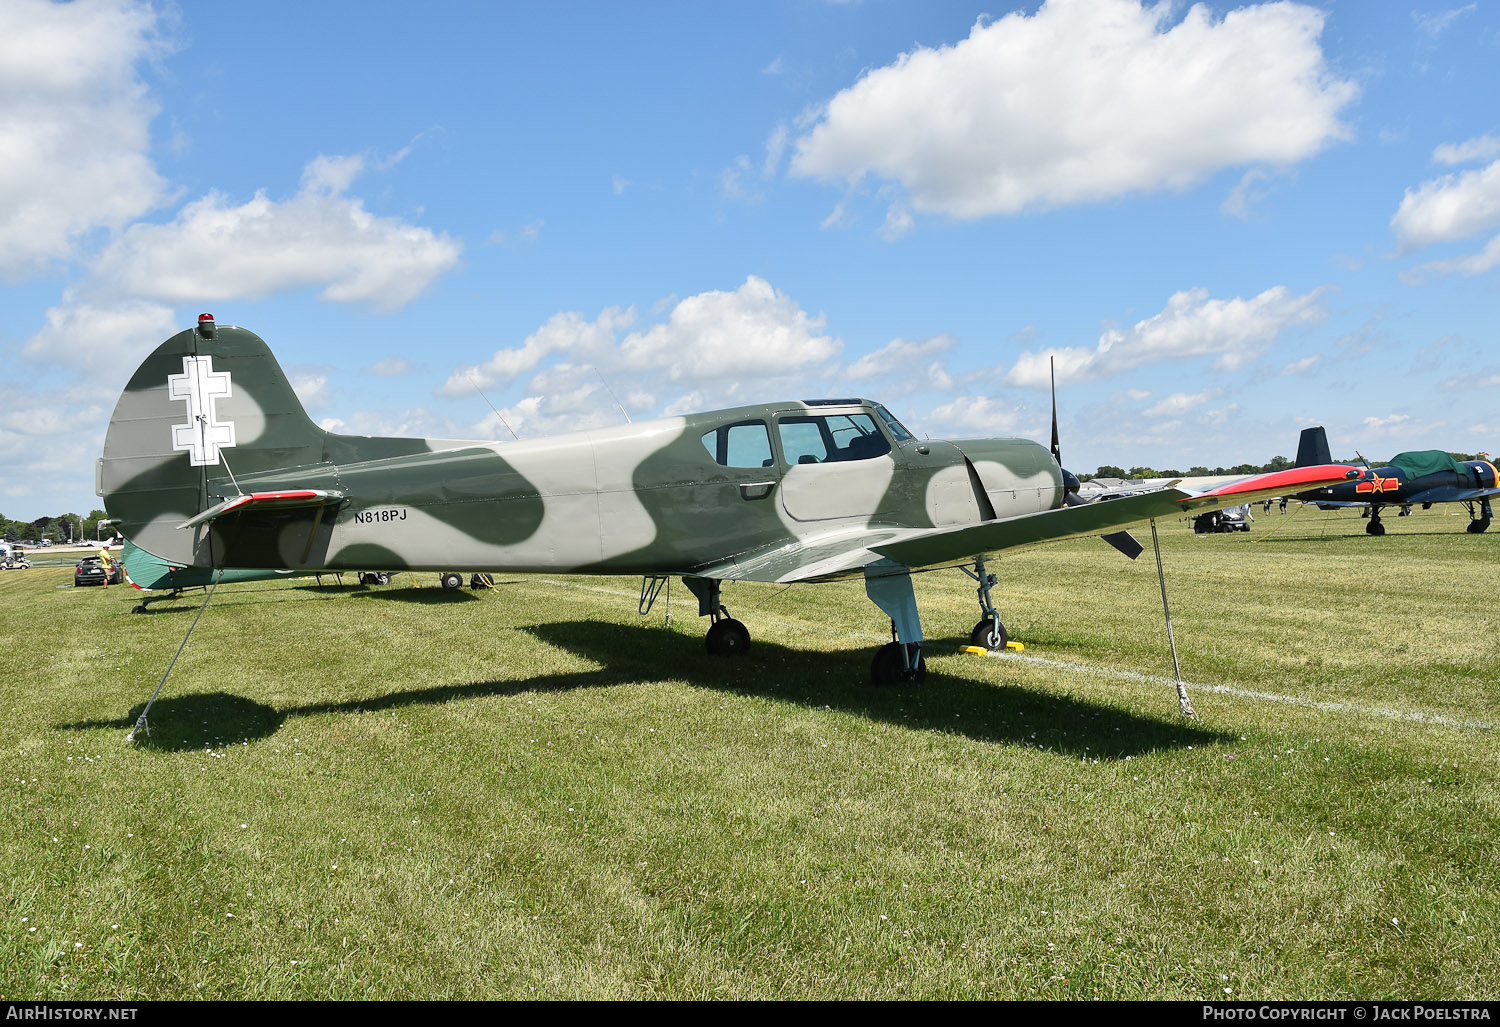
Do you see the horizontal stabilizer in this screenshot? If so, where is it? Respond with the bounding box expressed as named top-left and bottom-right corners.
top-left (178, 489), bottom-right (344, 530)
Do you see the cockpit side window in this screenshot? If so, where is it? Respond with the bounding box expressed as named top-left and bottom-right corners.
top-left (701, 420), bottom-right (775, 468)
top-left (873, 404), bottom-right (915, 443)
top-left (777, 413), bottom-right (891, 465)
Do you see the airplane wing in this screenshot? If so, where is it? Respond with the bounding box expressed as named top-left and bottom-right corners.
top-left (707, 464), bottom-right (1362, 583)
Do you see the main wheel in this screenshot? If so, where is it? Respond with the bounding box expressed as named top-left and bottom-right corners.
top-left (1467, 518), bottom-right (1490, 534)
top-left (439, 572), bottom-right (463, 590)
top-left (706, 618), bottom-right (751, 655)
top-left (471, 573), bottom-right (495, 589)
top-left (970, 618), bottom-right (1008, 652)
top-left (1366, 520), bottom-right (1385, 536)
top-left (870, 642), bottom-right (926, 687)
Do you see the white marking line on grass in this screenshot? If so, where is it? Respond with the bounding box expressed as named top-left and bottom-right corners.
top-left (532, 579), bottom-right (1494, 731)
top-left (995, 651), bottom-right (1495, 732)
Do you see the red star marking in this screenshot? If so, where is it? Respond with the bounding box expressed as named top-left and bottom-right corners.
top-left (1355, 476), bottom-right (1399, 495)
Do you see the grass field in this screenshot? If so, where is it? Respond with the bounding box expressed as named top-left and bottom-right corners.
top-left (2, 506), bottom-right (1496, 999)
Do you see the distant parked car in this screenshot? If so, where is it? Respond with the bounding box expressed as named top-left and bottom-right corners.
top-left (74, 555), bottom-right (121, 586)
top-left (1193, 506), bottom-right (1253, 534)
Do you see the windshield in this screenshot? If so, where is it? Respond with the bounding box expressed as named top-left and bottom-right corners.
top-left (873, 405), bottom-right (915, 443)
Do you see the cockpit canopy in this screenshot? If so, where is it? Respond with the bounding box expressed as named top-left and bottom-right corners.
top-left (699, 402), bottom-right (915, 469)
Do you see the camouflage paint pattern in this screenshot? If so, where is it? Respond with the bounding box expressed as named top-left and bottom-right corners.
top-left (101, 321), bottom-right (1064, 582)
top-left (101, 320), bottom-right (1360, 587)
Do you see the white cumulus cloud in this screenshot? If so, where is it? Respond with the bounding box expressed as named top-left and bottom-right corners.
top-left (441, 277), bottom-right (842, 430)
top-left (1390, 158), bottom-right (1500, 253)
top-left (841, 335), bottom-right (958, 381)
top-left (924, 395), bottom-right (1022, 437)
top-left (620, 276), bottom-right (839, 383)
top-left (1433, 133), bottom-right (1500, 166)
top-left (1145, 390), bottom-right (1218, 418)
top-left (1008, 286), bottom-right (1329, 386)
top-left (791, 0), bottom-right (1354, 219)
top-left (87, 155), bottom-right (463, 312)
top-left (0, 0), bottom-right (174, 279)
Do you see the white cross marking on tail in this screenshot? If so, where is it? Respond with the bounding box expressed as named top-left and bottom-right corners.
top-left (168, 355), bottom-right (236, 466)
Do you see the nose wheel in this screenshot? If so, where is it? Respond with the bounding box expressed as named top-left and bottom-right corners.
top-left (970, 617), bottom-right (1009, 651)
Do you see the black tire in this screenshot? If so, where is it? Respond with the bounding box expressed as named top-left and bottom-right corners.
top-left (705, 618), bottom-right (751, 656)
top-left (1467, 519), bottom-right (1490, 534)
top-left (1366, 520), bottom-right (1385, 536)
top-left (439, 572), bottom-right (463, 590)
top-left (471, 573), bottom-right (494, 589)
top-left (131, 604), bottom-right (147, 614)
top-left (870, 642), bottom-right (926, 687)
top-left (970, 618), bottom-right (1008, 652)
top-left (702, 617), bottom-right (750, 656)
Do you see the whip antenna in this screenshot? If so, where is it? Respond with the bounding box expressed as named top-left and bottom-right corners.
top-left (467, 373), bottom-right (519, 441)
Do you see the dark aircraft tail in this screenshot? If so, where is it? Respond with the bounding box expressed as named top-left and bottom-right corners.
top-left (99, 314), bottom-right (428, 568)
top-left (1294, 426), bottom-right (1332, 469)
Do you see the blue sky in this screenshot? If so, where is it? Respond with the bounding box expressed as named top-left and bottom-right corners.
top-left (3, 0), bottom-right (1498, 519)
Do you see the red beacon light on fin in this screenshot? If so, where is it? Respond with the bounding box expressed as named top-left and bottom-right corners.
top-left (197, 312), bottom-right (216, 339)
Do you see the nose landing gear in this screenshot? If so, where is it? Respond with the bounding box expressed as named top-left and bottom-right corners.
top-left (961, 555), bottom-right (1009, 652)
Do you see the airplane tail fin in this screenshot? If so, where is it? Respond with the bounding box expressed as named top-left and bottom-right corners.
top-left (1294, 426), bottom-right (1332, 469)
top-left (99, 315), bottom-right (333, 567)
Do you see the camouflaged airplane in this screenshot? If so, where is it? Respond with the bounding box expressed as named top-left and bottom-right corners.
top-left (99, 315), bottom-right (1365, 685)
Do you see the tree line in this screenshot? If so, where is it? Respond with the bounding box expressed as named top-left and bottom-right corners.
top-left (0, 510), bottom-right (112, 545)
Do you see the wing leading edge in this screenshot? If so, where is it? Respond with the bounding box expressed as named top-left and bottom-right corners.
top-left (708, 463), bottom-right (1363, 584)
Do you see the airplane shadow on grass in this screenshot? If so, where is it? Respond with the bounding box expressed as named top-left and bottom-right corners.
top-left (129, 582), bottom-right (517, 614)
top-left (57, 618), bottom-right (1227, 758)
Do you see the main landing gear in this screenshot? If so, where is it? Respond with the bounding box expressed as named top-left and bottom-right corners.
top-left (681, 576), bottom-right (751, 655)
top-left (1466, 498), bottom-right (1493, 534)
top-left (960, 554), bottom-right (1009, 652)
top-left (864, 560), bottom-right (926, 686)
top-left (1366, 506), bottom-right (1386, 536)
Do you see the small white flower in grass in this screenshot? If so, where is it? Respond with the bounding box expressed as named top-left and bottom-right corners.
top-left (240, 824), bottom-right (247, 829)
top-left (226, 913), bottom-right (234, 918)
top-left (1392, 917), bottom-right (1399, 925)
top-left (112, 924), bottom-right (118, 930)
top-left (29, 927), bottom-right (36, 933)
top-left (880, 915), bottom-right (888, 920)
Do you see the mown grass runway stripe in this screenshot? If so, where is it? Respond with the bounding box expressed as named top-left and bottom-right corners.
top-left (535, 577), bottom-right (1496, 731)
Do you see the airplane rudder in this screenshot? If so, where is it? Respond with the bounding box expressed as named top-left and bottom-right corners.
top-left (1294, 426), bottom-right (1332, 468)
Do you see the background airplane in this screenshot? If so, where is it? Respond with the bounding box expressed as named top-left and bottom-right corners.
top-left (1291, 426), bottom-right (1497, 535)
top-left (99, 316), bottom-right (1361, 685)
